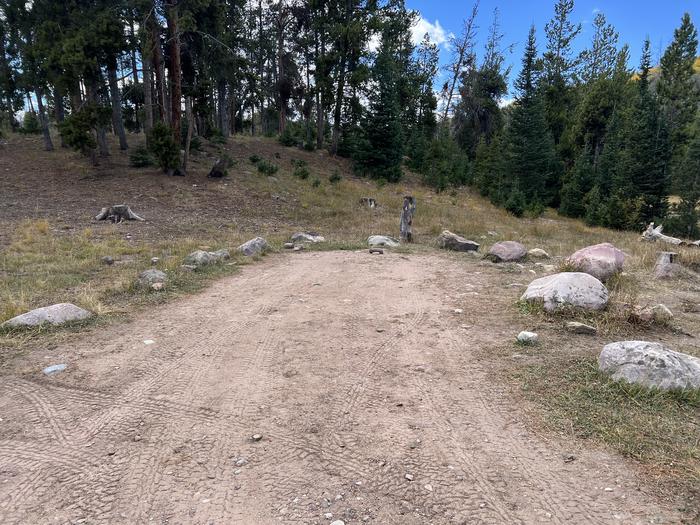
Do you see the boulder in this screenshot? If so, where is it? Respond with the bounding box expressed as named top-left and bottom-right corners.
top-left (291, 232), bottom-right (325, 243)
top-left (520, 272), bottom-right (609, 312)
top-left (137, 269), bottom-right (167, 288)
top-left (437, 230), bottom-right (480, 252)
top-left (101, 256), bottom-right (115, 265)
top-left (653, 252), bottom-right (682, 279)
top-left (368, 235), bottom-right (400, 248)
top-left (568, 243), bottom-right (625, 282)
top-left (183, 249), bottom-right (231, 267)
top-left (238, 237), bottom-right (270, 256)
top-left (2, 303), bottom-right (92, 328)
top-left (566, 321), bottom-right (597, 335)
top-left (634, 304), bottom-right (674, 324)
top-left (517, 331), bottom-right (538, 345)
top-left (599, 341), bottom-right (700, 391)
top-left (527, 248), bottom-right (550, 259)
top-left (486, 241), bottom-right (527, 263)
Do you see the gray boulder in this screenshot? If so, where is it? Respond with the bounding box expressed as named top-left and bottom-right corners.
top-left (137, 269), bottom-right (167, 288)
top-left (599, 341), bottom-right (700, 391)
top-left (291, 232), bottom-right (325, 243)
top-left (2, 303), bottom-right (92, 328)
top-left (368, 235), bottom-right (400, 248)
top-left (238, 237), bottom-right (270, 256)
top-left (566, 321), bottom-right (597, 335)
top-left (520, 272), bottom-right (609, 312)
top-left (437, 230), bottom-right (479, 252)
top-left (517, 331), bottom-right (538, 345)
top-left (527, 248), bottom-right (550, 259)
top-left (568, 243), bottom-right (625, 282)
top-left (486, 241), bottom-right (527, 263)
top-left (184, 249), bottom-right (229, 267)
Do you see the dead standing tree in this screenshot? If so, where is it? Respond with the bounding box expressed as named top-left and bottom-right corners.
top-left (400, 196), bottom-right (416, 243)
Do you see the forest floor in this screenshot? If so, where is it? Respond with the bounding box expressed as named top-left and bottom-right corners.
top-left (0, 132), bottom-right (699, 523)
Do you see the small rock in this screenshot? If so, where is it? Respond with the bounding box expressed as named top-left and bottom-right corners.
top-left (133, 435), bottom-right (142, 442)
top-left (291, 232), bottom-right (325, 244)
top-left (251, 433), bottom-right (263, 442)
top-left (324, 513), bottom-right (333, 519)
top-left (151, 282), bottom-right (164, 291)
top-left (150, 257), bottom-right (160, 265)
top-left (404, 473), bottom-right (414, 481)
top-left (43, 364), bottom-right (67, 376)
top-left (238, 237), bottom-right (270, 256)
top-left (562, 453), bottom-right (576, 463)
top-left (181, 264), bottom-right (197, 271)
top-left (137, 269), bottom-right (167, 288)
top-left (651, 304), bottom-right (673, 323)
top-left (486, 241), bottom-right (527, 263)
top-left (566, 321), bottom-right (597, 335)
top-left (527, 248), bottom-right (550, 259)
top-left (101, 256), bottom-right (115, 265)
top-left (424, 484), bottom-right (433, 492)
top-left (517, 331), bottom-right (538, 345)
top-left (330, 521), bottom-right (345, 525)
top-left (454, 308), bottom-right (463, 314)
top-left (437, 230), bottom-right (480, 252)
top-left (293, 245), bottom-right (305, 252)
top-left (3, 303), bottom-right (92, 328)
top-left (234, 458), bottom-right (248, 467)
top-left (283, 243), bottom-right (295, 250)
top-left (369, 248), bottom-right (384, 255)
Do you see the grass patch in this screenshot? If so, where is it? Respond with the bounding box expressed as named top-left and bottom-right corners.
top-left (515, 357), bottom-right (700, 503)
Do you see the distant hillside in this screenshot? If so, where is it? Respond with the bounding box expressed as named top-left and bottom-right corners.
top-left (634, 56), bottom-right (700, 90)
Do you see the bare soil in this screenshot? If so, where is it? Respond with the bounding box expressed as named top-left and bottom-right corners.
top-left (0, 251), bottom-right (685, 524)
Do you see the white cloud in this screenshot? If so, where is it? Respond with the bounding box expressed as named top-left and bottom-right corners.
top-left (592, 7), bottom-right (601, 14)
top-left (411, 16), bottom-right (449, 48)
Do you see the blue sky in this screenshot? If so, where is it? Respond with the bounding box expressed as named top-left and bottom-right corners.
top-left (406, 0), bottom-right (700, 98)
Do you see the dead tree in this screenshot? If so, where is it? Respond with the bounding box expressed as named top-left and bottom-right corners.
top-left (641, 223), bottom-right (700, 247)
top-left (95, 205), bottom-right (145, 223)
top-left (400, 196), bottom-right (416, 243)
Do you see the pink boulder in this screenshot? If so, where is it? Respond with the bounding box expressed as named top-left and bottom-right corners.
top-left (568, 243), bottom-right (625, 282)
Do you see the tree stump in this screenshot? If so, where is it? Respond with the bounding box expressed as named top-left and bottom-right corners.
top-left (95, 205), bottom-right (145, 222)
top-left (400, 196), bottom-right (416, 243)
top-left (207, 157), bottom-right (230, 178)
top-left (359, 197), bottom-right (377, 208)
top-left (654, 251), bottom-right (682, 279)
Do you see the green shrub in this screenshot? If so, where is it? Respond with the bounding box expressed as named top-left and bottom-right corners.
top-left (291, 158), bottom-right (307, 168)
top-left (249, 154), bottom-right (261, 164)
top-left (20, 111), bottom-right (42, 134)
top-left (129, 145), bottom-right (155, 167)
top-left (257, 159), bottom-right (278, 176)
top-left (58, 104), bottom-right (110, 156)
top-left (208, 129), bottom-right (227, 144)
top-left (293, 166), bottom-right (310, 179)
top-left (329, 170), bottom-right (342, 184)
top-left (311, 177), bottom-right (321, 188)
top-left (148, 122), bottom-right (181, 172)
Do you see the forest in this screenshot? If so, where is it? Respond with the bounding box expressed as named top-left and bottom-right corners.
top-left (0, 0), bottom-right (698, 237)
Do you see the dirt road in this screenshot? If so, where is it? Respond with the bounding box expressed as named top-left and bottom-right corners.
top-left (0, 251), bottom-right (682, 524)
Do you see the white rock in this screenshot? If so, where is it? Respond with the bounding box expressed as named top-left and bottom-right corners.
top-left (238, 237), bottom-right (270, 256)
top-left (528, 248), bottom-right (550, 259)
top-left (565, 322), bottom-right (597, 335)
top-left (368, 235), bottom-right (400, 247)
top-left (599, 341), bottom-right (700, 390)
top-left (437, 230), bottom-right (480, 252)
top-left (651, 304), bottom-right (673, 323)
top-left (520, 272), bottom-right (609, 312)
top-left (330, 521), bottom-right (345, 525)
top-left (2, 303), bottom-right (92, 328)
top-left (43, 364), bottom-right (67, 375)
top-left (291, 232), bottom-right (325, 243)
top-left (404, 473), bottom-right (414, 481)
top-left (517, 331), bottom-right (538, 345)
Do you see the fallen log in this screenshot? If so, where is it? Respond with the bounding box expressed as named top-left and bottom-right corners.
top-left (641, 223), bottom-right (700, 247)
top-left (95, 205), bottom-right (145, 222)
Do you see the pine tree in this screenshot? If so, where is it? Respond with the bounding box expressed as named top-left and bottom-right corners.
top-left (657, 13), bottom-right (698, 170)
top-left (669, 117), bottom-right (700, 237)
top-left (504, 25), bottom-right (558, 208)
top-left (578, 13), bottom-right (619, 84)
top-left (627, 38), bottom-right (671, 224)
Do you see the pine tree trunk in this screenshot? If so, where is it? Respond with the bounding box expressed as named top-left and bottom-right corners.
top-left (330, 0), bottom-right (351, 155)
top-left (182, 97), bottom-right (194, 173)
top-left (34, 88), bottom-right (54, 152)
top-left (107, 56), bottom-right (128, 150)
top-left (149, 6), bottom-right (166, 122)
top-left (166, 1), bottom-right (182, 143)
top-left (217, 79), bottom-right (228, 136)
top-left (277, 8), bottom-right (286, 135)
top-left (54, 86), bottom-right (66, 147)
top-left (142, 53), bottom-right (154, 136)
top-left (87, 78), bottom-right (109, 158)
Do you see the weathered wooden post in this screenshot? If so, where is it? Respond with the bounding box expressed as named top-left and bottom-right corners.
top-left (400, 196), bottom-right (416, 243)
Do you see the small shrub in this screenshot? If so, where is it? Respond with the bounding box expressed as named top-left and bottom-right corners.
top-left (294, 166), bottom-right (310, 179)
top-left (303, 141), bottom-right (315, 151)
top-left (249, 154), bottom-right (261, 164)
top-left (311, 177), bottom-right (321, 188)
top-left (291, 159), bottom-right (307, 168)
top-left (129, 146), bottom-right (155, 167)
top-left (257, 160), bottom-right (279, 176)
top-left (20, 111), bottom-right (42, 134)
top-left (189, 135), bottom-right (203, 153)
top-left (148, 122), bottom-right (181, 172)
top-left (329, 170), bottom-right (342, 184)
top-left (279, 126), bottom-right (298, 147)
top-left (208, 130), bottom-right (227, 144)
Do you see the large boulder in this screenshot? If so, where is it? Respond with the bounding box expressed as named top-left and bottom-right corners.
top-left (568, 243), bottom-right (625, 282)
top-left (368, 235), bottom-right (400, 248)
top-left (291, 232), bottom-right (325, 243)
top-left (599, 341), bottom-right (700, 391)
top-left (520, 272), bottom-right (609, 312)
top-left (437, 230), bottom-right (479, 252)
top-left (2, 303), bottom-right (92, 328)
top-left (238, 237), bottom-right (270, 256)
top-left (486, 241), bottom-right (527, 263)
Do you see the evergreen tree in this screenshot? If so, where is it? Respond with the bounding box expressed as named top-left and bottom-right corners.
top-left (578, 13), bottom-right (619, 84)
top-left (504, 25), bottom-right (559, 209)
top-left (669, 117), bottom-right (700, 237)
